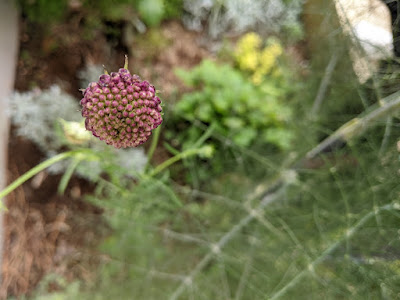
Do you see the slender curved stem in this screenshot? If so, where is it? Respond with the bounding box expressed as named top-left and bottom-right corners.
top-left (0, 150), bottom-right (85, 202)
top-left (148, 148), bottom-right (206, 178)
top-left (145, 125), bottom-right (162, 171)
top-left (57, 157), bottom-right (81, 195)
top-left (268, 203), bottom-right (395, 300)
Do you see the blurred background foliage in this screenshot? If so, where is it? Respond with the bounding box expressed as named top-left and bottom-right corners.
top-left (5, 0), bottom-right (400, 299)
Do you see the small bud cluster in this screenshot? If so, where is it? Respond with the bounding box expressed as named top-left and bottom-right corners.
top-left (80, 65), bottom-right (162, 148)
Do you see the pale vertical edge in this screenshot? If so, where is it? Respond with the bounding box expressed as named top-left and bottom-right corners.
top-left (0, 0), bottom-right (19, 285)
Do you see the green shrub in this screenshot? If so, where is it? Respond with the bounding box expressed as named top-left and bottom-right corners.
top-left (171, 59), bottom-right (293, 150)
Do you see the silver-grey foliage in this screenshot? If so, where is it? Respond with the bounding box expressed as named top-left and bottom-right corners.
top-left (182, 0), bottom-right (304, 38)
top-left (8, 85), bottom-right (81, 151)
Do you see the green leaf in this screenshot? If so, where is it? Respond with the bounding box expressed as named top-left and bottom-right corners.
top-left (232, 128), bottom-right (257, 147)
top-left (138, 0), bottom-right (165, 26)
top-left (263, 128), bottom-right (293, 150)
top-left (223, 117), bottom-right (244, 129)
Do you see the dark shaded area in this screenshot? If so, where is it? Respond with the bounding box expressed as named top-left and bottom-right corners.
top-left (381, 0), bottom-right (400, 57)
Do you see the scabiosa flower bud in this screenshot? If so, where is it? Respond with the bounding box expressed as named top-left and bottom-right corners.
top-left (80, 56), bottom-right (163, 148)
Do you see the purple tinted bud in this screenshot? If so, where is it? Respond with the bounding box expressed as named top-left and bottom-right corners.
top-left (141, 81), bottom-right (150, 90)
top-left (117, 82), bottom-right (125, 89)
top-left (110, 72), bottom-right (120, 83)
top-left (79, 60), bottom-right (163, 148)
top-left (112, 87), bottom-right (119, 94)
top-left (99, 74), bottom-right (111, 86)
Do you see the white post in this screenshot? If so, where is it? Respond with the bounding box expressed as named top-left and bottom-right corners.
top-left (0, 0), bottom-right (19, 284)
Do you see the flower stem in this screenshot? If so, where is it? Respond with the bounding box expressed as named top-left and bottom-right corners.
top-left (0, 150), bottom-right (85, 203)
top-left (57, 157), bottom-right (81, 195)
top-left (145, 125), bottom-right (162, 171)
top-left (148, 147), bottom-right (206, 177)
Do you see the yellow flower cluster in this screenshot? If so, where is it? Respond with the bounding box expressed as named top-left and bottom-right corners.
top-left (235, 32), bottom-right (283, 85)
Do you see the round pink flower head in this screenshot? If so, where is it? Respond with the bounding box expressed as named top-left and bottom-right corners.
top-left (80, 56), bottom-right (163, 148)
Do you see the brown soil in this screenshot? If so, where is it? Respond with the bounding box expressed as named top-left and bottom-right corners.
top-left (2, 15), bottom-right (210, 299)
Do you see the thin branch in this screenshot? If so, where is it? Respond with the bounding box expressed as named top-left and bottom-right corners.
top-left (253, 90), bottom-right (400, 202)
top-left (169, 187), bottom-right (287, 300)
top-left (311, 52), bottom-right (339, 115)
top-left (268, 203), bottom-right (396, 300)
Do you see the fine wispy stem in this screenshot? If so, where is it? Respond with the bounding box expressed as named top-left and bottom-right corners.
top-left (379, 116), bottom-right (393, 156)
top-left (252, 90), bottom-right (400, 203)
top-left (306, 90), bottom-right (400, 160)
top-left (169, 186), bottom-right (287, 300)
top-left (268, 203), bottom-right (397, 300)
top-left (311, 52), bottom-right (339, 115)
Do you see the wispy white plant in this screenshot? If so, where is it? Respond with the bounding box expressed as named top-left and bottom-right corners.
top-left (8, 85), bottom-right (80, 152)
top-left (182, 0), bottom-right (304, 38)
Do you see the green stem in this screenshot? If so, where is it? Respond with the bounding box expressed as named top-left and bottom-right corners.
top-left (148, 148), bottom-right (205, 177)
top-left (0, 150), bottom-right (82, 201)
top-left (57, 157), bottom-right (81, 195)
top-left (193, 122), bottom-right (216, 148)
top-left (146, 125), bottom-right (162, 171)
top-left (268, 203), bottom-right (394, 300)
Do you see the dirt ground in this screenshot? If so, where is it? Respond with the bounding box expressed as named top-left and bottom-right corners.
top-left (1, 16), bottom-right (209, 298)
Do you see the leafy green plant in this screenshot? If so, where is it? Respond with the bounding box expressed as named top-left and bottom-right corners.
top-left (171, 59), bottom-right (293, 150)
